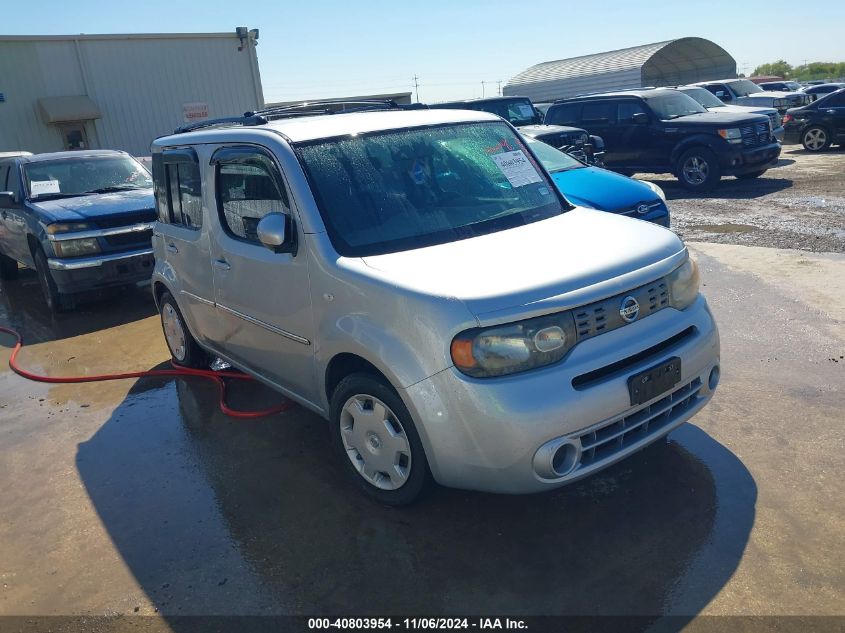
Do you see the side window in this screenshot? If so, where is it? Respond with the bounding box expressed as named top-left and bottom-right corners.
top-left (545, 103), bottom-right (581, 126)
top-left (581, 102), bottom-right (617, 124)
top-left (0, 164), bottom-right (8, 191)
top-left (6, 164), bottom-right (21, 198)
top-left (618, 102), bottom-right (647, 124)
top-left (825, 92), bottom-right (845, 107)
top-left (154, 150), bottom-right (202, 229)
top-left (704, 84), bottom-right (728, 97)
top-left (214, 148), bottom-right (290, 244)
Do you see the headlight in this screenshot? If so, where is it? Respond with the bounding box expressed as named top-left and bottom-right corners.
top-left (46, 222), bottom-right (94, 234)
top-left (642, 180), bottom-right (666, 202)
top-left (717, 128), bottom-right (743, 144)
top-left (667, 256), bottom-right (700, 310)
top-left (53, 238), bottom-right (101, 258)
top-left (451, 311), bottom-right (577, 378)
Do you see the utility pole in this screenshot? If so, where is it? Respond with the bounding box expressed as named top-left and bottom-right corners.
top-left (481, 80), bottom-right (486, 98)
top-left (497, 80), bottom-right (502, 96)
top-left (413, 75), bottom-right (420, 103)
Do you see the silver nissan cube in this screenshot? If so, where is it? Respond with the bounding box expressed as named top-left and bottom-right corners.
top-left (150, 104), bottom-right (720, 505)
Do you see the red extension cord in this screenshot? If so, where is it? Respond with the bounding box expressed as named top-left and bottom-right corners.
top-left (0, 326), bottom-right (295, 419)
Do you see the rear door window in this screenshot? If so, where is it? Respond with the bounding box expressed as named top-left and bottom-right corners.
top-left (154, 149), bottom-right (203, 228)
top-left (581, 102), bottom-right (617, 124)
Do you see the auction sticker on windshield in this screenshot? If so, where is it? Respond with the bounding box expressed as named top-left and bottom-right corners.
top-left (490, 150), bottom-right (542, 187)
top-left (30, 180), bottom-right (61, 196)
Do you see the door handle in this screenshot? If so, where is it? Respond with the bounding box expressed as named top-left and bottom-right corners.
top-left (825, 110), bottom-right (836, 114)
top-left (213, 259), bottom-right (231, 271)
top-left (165, 243), bottom-right (178, 254)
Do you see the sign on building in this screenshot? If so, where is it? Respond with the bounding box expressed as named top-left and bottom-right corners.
top-left (182, 102), bottom-right (209, 123)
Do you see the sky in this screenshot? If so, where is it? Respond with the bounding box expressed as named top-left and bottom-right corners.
top-left (4, 0), bottom-right (844, 104)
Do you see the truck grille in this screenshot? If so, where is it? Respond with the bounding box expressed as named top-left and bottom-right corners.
top-left (104, 230), bottom-right (153, 248)
top-left (577, 378), bottom-right (702, 468)
top-left (93, 210), bottom-right (157, 229)
top-left (573, 279), bottom-right (669, 341)
top-left (741, 122), bottom-right (771, 147)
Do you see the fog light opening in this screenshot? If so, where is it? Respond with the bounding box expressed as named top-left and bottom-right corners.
top-left (709, 365), bottom-right (720, 391)
top-left (552, 443), bottom-right (579, 477)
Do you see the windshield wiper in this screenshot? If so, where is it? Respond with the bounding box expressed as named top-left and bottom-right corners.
top-left (84, 184), bottom-right (149, 194)
top-left (30, 192), bottom-right (95, 201)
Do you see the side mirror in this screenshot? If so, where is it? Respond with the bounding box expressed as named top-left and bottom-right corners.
top-left (257, 212), bottom-right (296, 254)
top-left (715, 91), bottom-right (730, 101)
top-left (632, 112), bottom-right (649, 124)
top-left (0, 192), bottom-right (16, 208)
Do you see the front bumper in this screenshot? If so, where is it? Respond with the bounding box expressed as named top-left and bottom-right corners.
top-left (403, 295), bottom-right (720, 494)
top-left (720, 142), bottom-right (781, 175)
top-left (48, 248), bottom-right (154, 293)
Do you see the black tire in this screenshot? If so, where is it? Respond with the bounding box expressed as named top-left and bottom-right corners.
top-left (0, 250), bottom-right (18, 280)
top-left (158, 291), bottom-right (208, 368)
top-left (735, 169), bottom-right (767, 180)
top-left (675, 147), bottom-right (721, 192)
top-left (33, 248), bottom-right (72, 312)
top-left (801, 126), bottom-right (832, 152)
top-left (330, 372), bottom-right (431, 506)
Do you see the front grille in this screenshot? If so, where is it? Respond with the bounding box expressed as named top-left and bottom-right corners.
top-left (741, 122), bottom-right (771, 147)
top-left (93, 210), bottom-right (156, 229)
top-left (103, 230), bottom-right (153, 248)
top-left (576, 378), bottom-right (702, 468)
top-left (574, 279), bottom-right (669, 341)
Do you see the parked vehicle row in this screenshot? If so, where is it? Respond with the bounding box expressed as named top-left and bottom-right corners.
top-left (782, 88), bottom-right (845, 151)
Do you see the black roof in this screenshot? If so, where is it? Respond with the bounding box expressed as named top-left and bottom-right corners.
top-left (554, 88), bottom-right (676, 103)
top-left (430, 96), bottom-right (532, 106)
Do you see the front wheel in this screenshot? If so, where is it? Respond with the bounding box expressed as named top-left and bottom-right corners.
top-left (735, 169), bottom-right (767, 180)
top-left (801, 126), bottom-right (831, 152)
top-left (34, 248), bottom-right (72, 312)
top-left (676, 147), bottom-right (722, 192)
top-left (159, 291), bottom-right (207, 368)
top-left (330, 373), bottom-right (431, 505)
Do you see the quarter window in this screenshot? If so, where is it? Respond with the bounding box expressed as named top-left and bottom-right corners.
top-left (214, 150), bottom-right (290, 244)
top-left (155, 150), bottom-right (202, 228)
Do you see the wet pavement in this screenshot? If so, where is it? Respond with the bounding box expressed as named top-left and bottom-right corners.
top-left (0, 243), bottom-right (843, 627)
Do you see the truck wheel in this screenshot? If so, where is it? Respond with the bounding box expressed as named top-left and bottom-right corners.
top-left (0, 250), bottom-right (18, 280)
top-left (801, 126), bottom-right (831, 152)
top-left (33, 249), bottom-right (72, 313)
top-left (676, 147), bottom-right (721, 192)
top-left (330, 373), bottom-right (431, 506)
top-left (159, 291), bottom-right (208, 368)
top-left (735, 170), bottom-right (767, 180)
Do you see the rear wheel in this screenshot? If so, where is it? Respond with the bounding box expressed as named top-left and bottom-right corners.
top-left (330, 373), bottom-right (431, 505)
top-left (34, 248), bottom-right (72, 312)
top-left (801, 126), bottom-right (831, 152)
top-left (159, 291), bottom-right (207, 368)
top-left (676, 147), bottom-right (721, 192)
top-left (735, 169), bottom-right (767, 180)
top-left (0, 250), bottom-right (18, 280)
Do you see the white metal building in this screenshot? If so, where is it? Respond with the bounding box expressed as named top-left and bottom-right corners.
top-left (504, 38), bottom-right (737, 102)
top-left (0, 29), bottom-right (264, 156)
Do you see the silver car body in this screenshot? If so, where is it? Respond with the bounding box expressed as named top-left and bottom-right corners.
top-left (677, 86), bottom-right (785, 142)
top-left (151, 109), bottom-right (720, 494)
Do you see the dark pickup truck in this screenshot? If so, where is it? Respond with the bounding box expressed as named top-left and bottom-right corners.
top-left (0, 150), bottom-right (156, 311)
top-left (544, 88), bottom-right (781, 191)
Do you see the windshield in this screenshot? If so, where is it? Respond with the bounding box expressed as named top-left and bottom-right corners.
top-left (727, 80), bottom-right (763, 97)
top-left (295, 122), bottom-right (566, 257)
top-left (679, 87), bottom-right (724, 108)
top-left (644, 93), bottom-right (707, 119)
top-left (523, 137), bottom-right (583, 173)
top-left (24, 156), bottom-right (152, 199)
top-left (447, 98), bottom-right (539, 126)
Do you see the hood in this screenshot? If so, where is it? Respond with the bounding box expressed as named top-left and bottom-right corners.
top-left (665, 111), bottom-right (768, 127)
top-left (707, 103), bottom-right (777, 116)
top-left (361, 208), bottom-right (685, 322)
top-left (550, 166), bottom-right (659, 212)
top-left (29, 188), bottom-right (155, 223)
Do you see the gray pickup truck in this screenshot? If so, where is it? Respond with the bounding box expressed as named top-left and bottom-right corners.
top-left (691, 78), bottom-right (810, 115)
top-left (0, 150), bottom-right (156, 311)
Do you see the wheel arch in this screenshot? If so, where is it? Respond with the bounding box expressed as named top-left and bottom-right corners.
top-left (324, 353), bottom-right (394, 403)
top-left (669, 136), bottom-right (722, 167)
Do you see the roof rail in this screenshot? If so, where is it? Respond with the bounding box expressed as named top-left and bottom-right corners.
top-left (174, 114), bottom-right (267, 134)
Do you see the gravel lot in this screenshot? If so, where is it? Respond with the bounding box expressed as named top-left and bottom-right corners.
top-left (637, 146), bottom-right (845, 253)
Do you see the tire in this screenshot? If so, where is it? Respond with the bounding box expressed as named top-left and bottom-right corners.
top-left (735, 169), bottom-right (767, 180)
top-left (0, 250), bottom-right (18, 280)
top-left (676, 147), bottom-right (722, 192)
top-left (801, 126), bottom-right (831, 152)
top-left (159, 290), bottom-right (208, 368)
top-left (330, 373), bottom-right (431, 505)
top-left (33, 248), bottom-right (72, 312)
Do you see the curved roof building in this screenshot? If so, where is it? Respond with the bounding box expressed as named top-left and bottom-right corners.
top-left (503, 37), bottom-right (736, 102)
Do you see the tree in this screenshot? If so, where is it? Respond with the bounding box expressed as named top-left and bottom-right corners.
top-left (752, 60), bottom-right (793, 78)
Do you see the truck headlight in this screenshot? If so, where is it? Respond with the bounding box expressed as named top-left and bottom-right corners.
top-left (667, 256), bottom-right (700, 310)
top-left (642, 180), bottom-right (666, 202)
top-left (717, 128), bottom-right (743, 144)
top-left (451, 311), bottom-right (578, 378)
top-left (53, 238), bottom-right (101, 258)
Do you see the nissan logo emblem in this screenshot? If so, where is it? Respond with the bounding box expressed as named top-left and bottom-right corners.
top-left (619, 296), bottom-right (640, 323)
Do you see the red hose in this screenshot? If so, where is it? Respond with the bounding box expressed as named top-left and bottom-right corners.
top-left (0, 325), bottom-right (295, 419)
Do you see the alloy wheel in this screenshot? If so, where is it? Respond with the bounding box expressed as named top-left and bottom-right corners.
top-left (339, 394), bottom-right (412, 490)
top-left (803, 128), bottom-right (827, 151)
top-left (682, 155), bottom-right (709, 185)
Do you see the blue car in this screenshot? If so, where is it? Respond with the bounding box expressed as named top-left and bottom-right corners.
top-left (524, 137), bottom-right (670, 227)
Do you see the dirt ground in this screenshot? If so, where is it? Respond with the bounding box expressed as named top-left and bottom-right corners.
top-left (638, 145), bottom-right (845, 253)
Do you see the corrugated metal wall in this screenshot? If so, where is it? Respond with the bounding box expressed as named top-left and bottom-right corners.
top-left (0, 34), bottom-right (263, 156)
top-left (503, 69), bottom-right (642, 102)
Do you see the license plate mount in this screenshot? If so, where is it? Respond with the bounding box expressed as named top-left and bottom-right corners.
top-left (628, 357), bottom-right (682, 406)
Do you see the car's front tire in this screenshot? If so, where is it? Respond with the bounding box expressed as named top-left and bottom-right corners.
top-left (676, 147), bottom-right (721, 192)
top-left (159, 290), bottom-right (207, 368)
top-left (33, 248), bottom-right (72, 313)
top-left (801, 126), bottom-right (831, 152)
top-left (330, 373), bottom-right (431, 505)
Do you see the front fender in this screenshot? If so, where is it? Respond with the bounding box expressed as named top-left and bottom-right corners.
top-left (669, 135), bottom-right (727, 166)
